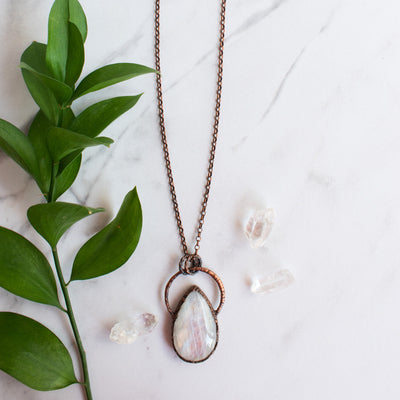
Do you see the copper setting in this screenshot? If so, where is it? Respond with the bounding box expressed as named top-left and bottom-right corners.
top-left (165, 266), bottom-right (225, 317)
top-left (164, 265), bottom-right (225, 363)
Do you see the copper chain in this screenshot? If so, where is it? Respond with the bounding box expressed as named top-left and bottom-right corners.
top-left (154, 0), bottom-right (227, 256)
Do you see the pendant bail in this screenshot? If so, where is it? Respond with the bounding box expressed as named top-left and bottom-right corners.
top-left (179, 254), bottom-right (202, 275)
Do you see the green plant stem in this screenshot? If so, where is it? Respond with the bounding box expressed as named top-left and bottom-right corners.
top-left (45, 112), bottom-right (93, 400)
top-left (47, 162), bottom-right (58, 203)
top-left (51, 247), bottom-right (93, 400)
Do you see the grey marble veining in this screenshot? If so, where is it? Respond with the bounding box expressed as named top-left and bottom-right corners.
top-left (1, 0), bottom-right (400, 399)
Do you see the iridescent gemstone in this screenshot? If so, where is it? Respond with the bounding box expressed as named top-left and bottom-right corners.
top-left (172, 286), bottom-right (218, 363)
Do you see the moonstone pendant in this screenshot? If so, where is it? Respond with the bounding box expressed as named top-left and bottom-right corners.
top-left (172, 286), bottom-right (218, 363)
top-left (165, 259), bottom-right (225, 363)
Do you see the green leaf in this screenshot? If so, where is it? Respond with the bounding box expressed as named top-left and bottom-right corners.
top-left (61, 107), bottom-right (76, 128)
top-left (47, 127), bottom-right (113, 161)
top-left (0, 227), bottom-right (61, 308)
top-left (70, 95), bottom-right (142, 138)
top-left (22, 69), bottom-right (60, 125)
top-left (0, 312), bottom-right (78, 391)
top-left (28, 109), bottom-right (76, 196)
top-left (71, 187), bottom-right (142, 281)
top-left (68, 0), bottom-right (87, 42)
top-left (28, 202), bottom-right (104, 248)
top-left (20, 42), bottom-right (60, 125)
top-left (46, 0), bottom-right (69, 82)
top-left (20, 41), bottom-right (48, 73)
top-left (65, 22), bottom-right (84, 88)
top-left (53, 154), bottom-right (81, 200)
top-left (28, 112), bottom-right (53, 194)
top-left (58, 150), bottom-right (81, 174)
top-left (20, 62), bottom-right (73, 104)
top-left (73, 63), bottom-right (156, 99)
top-left (0, 119), bottom-right (39, 180)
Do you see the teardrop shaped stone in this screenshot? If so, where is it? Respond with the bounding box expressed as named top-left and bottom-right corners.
top-left (173, 286), bottom-right (218, 363)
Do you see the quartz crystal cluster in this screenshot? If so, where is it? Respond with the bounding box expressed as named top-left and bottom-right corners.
top-left (110, 313), bottom-right (157, 344)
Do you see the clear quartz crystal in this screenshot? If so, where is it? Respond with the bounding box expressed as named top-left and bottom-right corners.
top-left (110, 321), bottom-right (139, 344)
top-left (251, 268), bottom-right (295, 294)
top-left (244, 208), bottom-right (275, 248)
top-left (131, 313), bottom-right (158, 336)
top-left (109, 313), bottom-right (158, 344)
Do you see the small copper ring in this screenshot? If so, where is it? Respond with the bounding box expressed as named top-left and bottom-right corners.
top-left (165, 266), bottom-right (225, 316)
top-left (179, 254), bottom-right (202, 275)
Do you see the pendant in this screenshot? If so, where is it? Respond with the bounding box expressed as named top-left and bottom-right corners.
top-left (164, 255), bottom-right (225, 363)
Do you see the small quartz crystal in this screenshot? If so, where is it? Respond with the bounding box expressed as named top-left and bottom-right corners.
top-left (110, 313), bottom-right (157, 344)
top-left (251, 268), bottom-right (295, 294)
top-left (110, 321), bottom-right (138, 344)
top-left (130, 313), bottom-right (158, 336)
top-left (244, 208), bottom-right (275, 248)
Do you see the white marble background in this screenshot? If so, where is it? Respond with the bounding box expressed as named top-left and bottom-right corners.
top-left (0, 0), bottom-right (400, 398)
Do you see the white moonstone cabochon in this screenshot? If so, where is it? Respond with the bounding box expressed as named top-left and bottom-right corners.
top-left (173, 287), bottom-right (218, 363)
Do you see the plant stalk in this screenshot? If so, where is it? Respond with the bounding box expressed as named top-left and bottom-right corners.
top-left (47, 162), bottom-right (59, 203)
top-left (51, 247), bottom-right (93, 400)
top-left (46, 114), bottom-right (93, 400)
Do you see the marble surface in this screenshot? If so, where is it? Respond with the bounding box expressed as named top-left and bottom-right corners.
top-left (0, 0), bottom-right (400, 398)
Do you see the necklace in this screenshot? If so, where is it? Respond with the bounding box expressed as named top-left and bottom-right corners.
top-left (154, 0), bottom-right (227, 363)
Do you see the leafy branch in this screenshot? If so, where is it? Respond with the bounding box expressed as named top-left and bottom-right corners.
top-left (0, 0), bottom-right (155, 398)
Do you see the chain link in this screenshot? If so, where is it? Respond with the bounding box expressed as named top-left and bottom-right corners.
top-left (154, 0), bottom-right (227, 256)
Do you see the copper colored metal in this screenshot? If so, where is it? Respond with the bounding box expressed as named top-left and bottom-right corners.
top-left (165, 266), bottom-right (225, 317)
top-left (179, 253), bottom-right (202, 275)
top-left (154, 0), bottom-right (227, 255)
top-left (155, 0), bottom-right (227, 363)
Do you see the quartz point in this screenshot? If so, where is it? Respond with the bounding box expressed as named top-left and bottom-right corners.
top-left (110, 313), bottom-right (157, 344)
top-left (251, 268), bottom-right (295, 294)
top-left (173, 286), bottom-right (218, 363)
top-left (244, 208), bottom-right (275, 248)
top-left (131, 313), bottom-right (158, 336)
